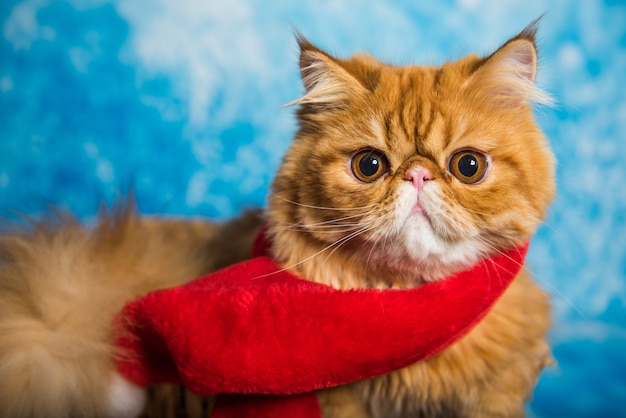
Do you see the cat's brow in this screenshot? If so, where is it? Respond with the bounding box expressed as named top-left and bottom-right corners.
top-left (397, 71), bottom-right (416, 145)
top-left (404, 69), bottom-right (441, 151)
top-left (418, 101), bottom-right (439, 152)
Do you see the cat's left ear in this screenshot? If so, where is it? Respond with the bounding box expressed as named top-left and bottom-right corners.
top-left (465, 20), bottom-right (553, 108)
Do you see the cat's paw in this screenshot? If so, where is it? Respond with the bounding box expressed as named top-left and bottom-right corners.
top-left (104, 371), bottom-right (146, 418)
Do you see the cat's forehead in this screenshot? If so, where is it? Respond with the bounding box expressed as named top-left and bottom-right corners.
top-left (349, 56), bottom-right (484, 160)
top-left (344, 51), bottom-right (481, 93)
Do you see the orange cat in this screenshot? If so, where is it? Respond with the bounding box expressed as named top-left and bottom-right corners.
top-left (0, 22), bottom-right (554, 418)
top-left (268, 22), bottom-right (555, 418)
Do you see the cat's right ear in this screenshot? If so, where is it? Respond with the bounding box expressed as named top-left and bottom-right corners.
top-left (463, 19), bottom-right (553, 109)
top-left (286, 33), bottom-right (366, 108)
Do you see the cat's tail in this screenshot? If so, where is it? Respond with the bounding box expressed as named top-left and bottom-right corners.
top-left (0, 205), bottom-right (159, 417)
top-left (0, 202), bottom-right (261, 418)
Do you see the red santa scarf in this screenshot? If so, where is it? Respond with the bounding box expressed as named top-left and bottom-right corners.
top-left (114, 228), bottom-right (528, 417)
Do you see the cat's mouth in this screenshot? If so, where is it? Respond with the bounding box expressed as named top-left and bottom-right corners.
top-left (408, 194), bottom-right (434, 226)
top-left (410, 202), bottom-right (428, 217)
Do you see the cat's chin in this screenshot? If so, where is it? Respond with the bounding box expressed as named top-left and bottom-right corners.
top-left (369, 250), bottom-right (484, 286)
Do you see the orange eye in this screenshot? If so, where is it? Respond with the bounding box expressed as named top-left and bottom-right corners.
top-left (350, 149), bottom-right (389, 183)
top-left (448, 150), bottom-right (490, 184)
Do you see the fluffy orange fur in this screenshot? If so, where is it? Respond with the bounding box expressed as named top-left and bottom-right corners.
top-left (0, 204), bottom-right (261, 417)
top-left (268, 22), bottom-right (555, 418)
top-left (0, 23), bottom-right (554, 418)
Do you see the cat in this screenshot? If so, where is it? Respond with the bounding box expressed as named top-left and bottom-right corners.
top-left (267, 22), bottom-right (555, 418)
top-left (0, 21), bottom-right (555, 418)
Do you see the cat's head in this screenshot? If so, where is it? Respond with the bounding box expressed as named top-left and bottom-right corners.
top-left (268, 22), bottom-right (555, 283)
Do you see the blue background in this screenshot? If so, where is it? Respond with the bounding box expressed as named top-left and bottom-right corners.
top-left (1, 1), bottom-right (625, 416)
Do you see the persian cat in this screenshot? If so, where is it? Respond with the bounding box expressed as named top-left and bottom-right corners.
top-left (0, 22), bottom-right (554, 418)
top-left (269, 22), bottom-right (555, 418)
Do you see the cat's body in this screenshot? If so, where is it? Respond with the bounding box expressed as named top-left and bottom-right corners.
top-left (0, 22), bottom-right (554, 418)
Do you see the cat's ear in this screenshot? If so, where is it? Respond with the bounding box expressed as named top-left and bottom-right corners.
top-left (465, 20), bottom-right (553, 108)
top-left (286, 33), bottom-right (367, 108)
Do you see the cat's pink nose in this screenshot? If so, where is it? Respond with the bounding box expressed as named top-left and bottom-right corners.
top-left (405, 168), bottom-right (432, 190)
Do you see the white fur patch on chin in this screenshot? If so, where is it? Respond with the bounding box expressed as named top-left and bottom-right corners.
top-left (104, 372), bottom-right (146, 418)
top-left (399, 216), bottom-right (483, 278)
top-left (387, 185), bottom-right (486, 281)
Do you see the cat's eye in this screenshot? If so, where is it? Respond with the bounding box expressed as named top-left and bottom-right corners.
top-left (448, 150), bottom-right (490, 184)
top-left (350, 149), bottom-right (389, 183)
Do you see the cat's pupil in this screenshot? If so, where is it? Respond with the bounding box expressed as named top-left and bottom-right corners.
top-left (458, 155), bottom-right (479, 177)
top-left (360, 154), bottom-right (381, 177)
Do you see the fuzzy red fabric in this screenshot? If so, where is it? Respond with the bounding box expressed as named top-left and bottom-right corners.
top-left (114, 231), bottom-right (528, 417)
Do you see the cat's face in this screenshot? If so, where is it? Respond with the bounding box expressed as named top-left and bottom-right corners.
top-left (269, 27), bottom-right (555, 282)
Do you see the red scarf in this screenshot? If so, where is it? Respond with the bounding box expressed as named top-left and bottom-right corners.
top-left (114, 229), bottom-right (527, 417)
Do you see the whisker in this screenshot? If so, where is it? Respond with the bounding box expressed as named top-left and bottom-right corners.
top-left (476, 237), bottom-right (588, 319)
top-left (279, 224), bottom-right (364, 234)
top-left (537, 219), bottom-right (558, 234)
top-left (363, 218), bottom-right (393, 275)
top-left (291, 212), bottom-right (377, 228)
top-left (537, 280), bottom-right (588, 319)
top-left (252, 243), bottom-right (337, 280)
top-left (273, 210), bottom-right (380, 234)
top-left (307, 211), bottom-right (378, 225)
top-left (255, 218), bottom-right (380, 280)
top-left (318, 225), bottom-right (373, 266)
top-left (271, 193), bottom-right (377, 211)
top-left (461, 207), bottom-right (500, 217)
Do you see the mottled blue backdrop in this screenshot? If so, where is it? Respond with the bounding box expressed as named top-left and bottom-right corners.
top-left (1, 1), bottom-right (625, 416)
